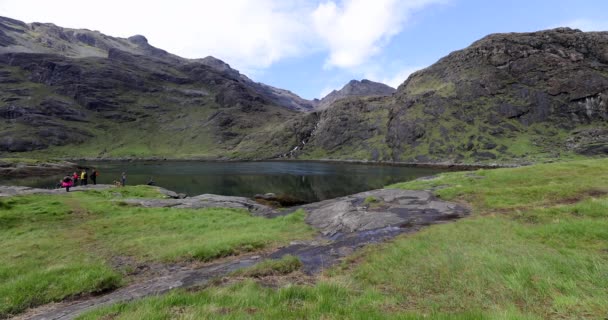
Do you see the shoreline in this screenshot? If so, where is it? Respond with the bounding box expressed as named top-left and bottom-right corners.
top-left (0, 159), bottom-right (78, 178)
top-left (57, 157), bottom-right (526, 170)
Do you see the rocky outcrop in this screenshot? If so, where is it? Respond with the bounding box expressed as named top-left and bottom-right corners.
top-left (198, 56), bottom-right (316, 112)
top-left (122, 194), bottom-right (279, 217)
top-left (566, 127), bottom-right (608, 155)
top-left (296, 188), bottom-right (467, 236)
top-left (316, 79), bottom-right (395, 110)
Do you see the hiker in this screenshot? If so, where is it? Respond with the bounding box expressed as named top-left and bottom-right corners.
top-left (61, 175), bottom-right (73, 192)
top-left (80, 169), bottom-right (88, 186)
top-left (91, 168), bottom-right (98, 185)
top-left (121, 172), bottom-right (126, 186)
top-left (72, 171), bottom-right (79, 186)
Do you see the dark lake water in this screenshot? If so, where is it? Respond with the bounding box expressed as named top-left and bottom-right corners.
top-left (0, 161), bottom-right (446, 202)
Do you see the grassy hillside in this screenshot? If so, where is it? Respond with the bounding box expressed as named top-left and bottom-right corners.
top-left (3, 21), bottom-right (608, 164)
top-left (0, 53), bottom-right (302, 160)
top-left (0, 186), bottom-right (314, 318)
top-left (293, 28), bottom-right (608, 164)
top-left (79, 159), bottom-right (608, 319)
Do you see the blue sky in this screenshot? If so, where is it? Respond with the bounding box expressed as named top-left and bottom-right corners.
top-left (1, 0), bottom-right (608, 99)
top-left (255, 0), bottom-right (608, 98)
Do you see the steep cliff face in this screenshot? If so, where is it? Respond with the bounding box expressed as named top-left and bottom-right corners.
top-left (291, 28), bottom-right (608, 163)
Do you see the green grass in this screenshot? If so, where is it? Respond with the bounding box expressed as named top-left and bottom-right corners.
top-left (80, 159), bottom-right (608, 319)
top-left (232, 255), bottom-right (302, 278)
top-left (364, 196), bottom-right (378, 204)
top-left (0, 187), bottom-right (314, 318)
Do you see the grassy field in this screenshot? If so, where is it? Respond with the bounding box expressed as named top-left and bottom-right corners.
top-left (0, 186), bottom-right (315, 318)
top-left (78, 159), bottom-right (608, 319)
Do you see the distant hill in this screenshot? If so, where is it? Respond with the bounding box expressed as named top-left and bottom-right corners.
top-left (316, 79), bottom-right (396, 110)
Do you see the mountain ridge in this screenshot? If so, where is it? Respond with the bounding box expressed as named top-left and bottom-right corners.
top-left (1, 15), bottom-right (607, 163)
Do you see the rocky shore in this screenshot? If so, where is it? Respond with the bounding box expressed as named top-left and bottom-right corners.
top-left (0, 159), bottom-right (77, 178)
top-left (56, 156), bottom-right (522, 170)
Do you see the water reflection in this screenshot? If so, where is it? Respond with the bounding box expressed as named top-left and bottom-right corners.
top-left (0, 161), bottom-right (445, 202)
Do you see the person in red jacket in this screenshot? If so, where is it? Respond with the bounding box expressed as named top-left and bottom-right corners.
top-left (61, 175), bottom-right (73, 192)
top-left (72, 172), bottom-right (79, 186)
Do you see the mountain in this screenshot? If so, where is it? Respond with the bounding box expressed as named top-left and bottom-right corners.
top-left (290, 28), bottom-right (608, 163)
top-left (1, 16), bottom-right (607, 164)
top-left (0, 16), bottom-right (319, 157)
top-left (316, 79), bottom-right (396, 110)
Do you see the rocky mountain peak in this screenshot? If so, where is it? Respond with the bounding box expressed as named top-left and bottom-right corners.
top-left (316, 79), bottom-right (396, 110)
top-left (128, 35), bottom-right (148, 45)
top-left (198, 56), bottom-right (238, 74)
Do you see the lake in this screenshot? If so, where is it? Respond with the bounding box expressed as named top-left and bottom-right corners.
top-left (0, 161), bottom-right (446, 203)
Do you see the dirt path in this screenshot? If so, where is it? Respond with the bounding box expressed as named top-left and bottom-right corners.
top-left (15, 188), bottom-right (469, 320)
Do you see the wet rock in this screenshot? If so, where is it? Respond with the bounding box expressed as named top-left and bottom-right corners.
top-left (154, 187), bottom-right (187, 199)
top-left (253, 193), bottom-right (307, 207)
top-left (254, 193), bottom-right (277, 200)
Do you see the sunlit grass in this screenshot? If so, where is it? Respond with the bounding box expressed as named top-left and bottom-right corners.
top-left (0, 186), bottom-right (314, 318)
top-left (81, 159), bottom-right (608, 319)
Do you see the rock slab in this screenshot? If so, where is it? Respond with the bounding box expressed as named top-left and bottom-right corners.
top-left (299, 188), bottom-right (467, 236)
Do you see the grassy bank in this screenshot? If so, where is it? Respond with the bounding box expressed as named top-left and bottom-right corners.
top-left (80, 159), bottom-right (608, 319)
top-left (0, 186), bottom-right (315, 318)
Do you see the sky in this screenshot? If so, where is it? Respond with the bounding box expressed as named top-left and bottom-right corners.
top-left (1, 0), bottom-right (607, 99)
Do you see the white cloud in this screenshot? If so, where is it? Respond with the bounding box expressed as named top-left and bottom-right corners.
top-left (0, 0), bottom-right (443, 72)
top-left (0, 0), bottom-right (318, 73)
top-left (312, 0), bottom-right (444, 69)
top-left (0, 0), bottom-right (443, 91)
top-left (557, 19), bottom-right (608, 32)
